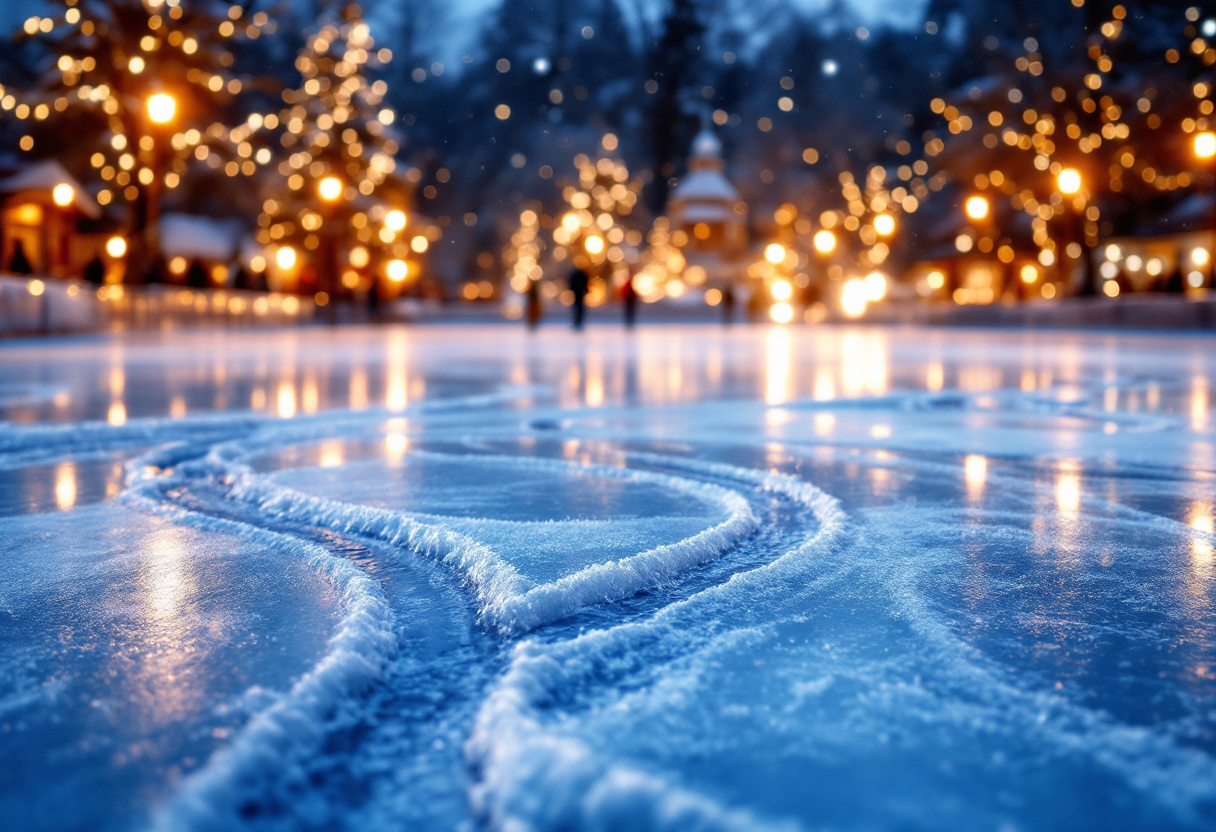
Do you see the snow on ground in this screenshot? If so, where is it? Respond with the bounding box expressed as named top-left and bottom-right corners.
top-left (0, 323), bottom-right (1214, 831)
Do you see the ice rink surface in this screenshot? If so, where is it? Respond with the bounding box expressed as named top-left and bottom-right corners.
top-left (1, 323), bottom-right (1214, 831)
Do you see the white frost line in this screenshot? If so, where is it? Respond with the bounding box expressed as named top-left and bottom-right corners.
top-left (219, 450), bottom-right (758, 634)
top-left (465, 457), bottom-right (847, 832)
top-left (121, 458), bottom-right (397, 832)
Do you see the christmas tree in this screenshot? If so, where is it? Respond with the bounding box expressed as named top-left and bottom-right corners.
top-left (255, 2), bottom-right (414, 308)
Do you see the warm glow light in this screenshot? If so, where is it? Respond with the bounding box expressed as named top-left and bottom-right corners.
top-left (927, 270), bottom-right (945, 290)
top-left (584, 235), bottom-right (605, 255)
top-left (385, 209), bottom-right (407, 231)
top-left (771, 279), bottom-right (793, 301)
top-left (1196, 132), bottom-right (1216, 161)
top-left (1057, 168), bottom-right (1082, 195)
top-left (146, 93), bottom-right (176, 124)
top-left (387, 259), bottom-right (408, 281)
top-left (105, 236), bottom-right (127, 258)
top-left (841, 278), bottom-right (867, 318)
top-left (1193, 248), bottom-right (1211, 267)
top-left (813, 230), bottom-right (836, 254)
top-left (764, 243), bottom-right (786, 264)
top-left (349, 246), bottom-right (370, 268)
top-left (863, 271), bottom-right (887, 302)
top-left (276, 246), bottom-right (297, 270)
top-left (964, 195), bottom-right (989, 220)
top-left (1020, 264), bottom-right (1038, 284)
top-left (318, 176), bottom-right (343, 201)
top-left (52, 183), bottom-right (74, 207)
top-left (769, 302), bottom-right (794, 324)
top-left (873, 214), bottom-right (895, 236)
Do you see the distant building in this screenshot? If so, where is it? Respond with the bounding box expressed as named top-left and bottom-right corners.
top-left (667, 128), bottom-right (749, 287)
top-left (0, 160), bottom-right (105, 278)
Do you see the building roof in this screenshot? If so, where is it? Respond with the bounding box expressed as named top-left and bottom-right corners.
top-left (670, 170), bottom-right (741, 206)
top-left (0, 160), bottom-right (101, 219)
top-left (161, 213), bottom-right (244, 261)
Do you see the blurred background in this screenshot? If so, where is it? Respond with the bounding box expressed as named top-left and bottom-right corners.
top-left (0, 0), bottom-right (1212, 331)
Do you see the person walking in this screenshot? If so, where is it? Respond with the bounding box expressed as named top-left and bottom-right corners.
top-left (622, 273), bottom-right (638, 329)
top-left (568, 266), bottom-right (589, 330)
top-left (525, 278), bottom-right (542, 330)
top-left (721, 283), bottom-right (735, 325)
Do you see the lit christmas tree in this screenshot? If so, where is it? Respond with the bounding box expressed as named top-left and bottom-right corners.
top-left (507, 137), bottom-right (645, 309)
top-left (256, 2), bottom-right (416, 308)
top-left (919, 3), bottom-right (1214, 300)
top-left (0, 0), bottom-right (273, 279)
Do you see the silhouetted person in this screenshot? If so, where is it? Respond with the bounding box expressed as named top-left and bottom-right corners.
top-left (8, 241), bottom-right (32, 275)
top-left (231, 263), bottom-right (250, 291)
top-left (368, 278), bottom-right (381, 320)
top-left (568, 266), bottom-right (589, 330)
top-left (526, 279), bottom-right (542, 330)
top-left (186, 259), bottom-right (208, 289)
top-left (143, 256), bottom-right (166, 285)
top-left (622, 274), bottom-right (638, 329)
top-left (83, 254), bottom-right (105, 285)
top-left (721, 283), bottom-right (735, 325)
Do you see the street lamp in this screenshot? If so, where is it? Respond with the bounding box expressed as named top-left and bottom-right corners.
top-left (138, 91), bottom-right (176, 284)
top-left (316, 176), bottom-right (343, 322)
top-left (1197, 132), bottom-right (1216, 262)
top-left (52, 183), bottom-right (74, 207)
top-left (1056, 168), bottom-right (1095, 295)
top-left (147, 93), bottom-right (176, 125)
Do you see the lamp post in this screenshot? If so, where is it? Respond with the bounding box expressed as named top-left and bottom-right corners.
top-left (1197, 132), bottom-right (1216, 265)
top-left (142, 91), bottom-right (175, 283)
top-left (1057, 167), bottom-right (1096, 296)
top-left (317, 176), bottom-right (343, 324)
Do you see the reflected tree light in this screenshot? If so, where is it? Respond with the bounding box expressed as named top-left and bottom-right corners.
top-left (1057, 469), bottom-right (1081, 518)
top-left (964, 454), bottom-right (987, 499)
top-left (107, 401), bottom-right (127, 426)
top-left (764, 327), bottom-right (792, 405)
top-left (319, 441), bottom-right (344, 468)
top-left (1190, 502), bottom-right (1214, 567)
top-left (277, 382), bottom-right (296, 418)
top-left (55, 462), bottom-right (77, 511)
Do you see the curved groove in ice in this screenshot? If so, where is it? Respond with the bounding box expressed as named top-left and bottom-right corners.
top-left (220, 451), bottom-right (759, 634)
top-left (120, 453), bottom-right (397, 832)
top-left (466, 458), bottom-right (848, 832)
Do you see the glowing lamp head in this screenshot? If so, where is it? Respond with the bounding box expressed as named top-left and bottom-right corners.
top-left (275, 245), bottom-right (297, 270)
top-left (764, 243), bottom-right (786, 265)
top-left (318, 176), bottom-right (343, 202)
top-left (584, 235), bottom-right (605, 255)
top-left (873, 214), bottom-right (895, 236)
top-left (387, 259), bottom-right (409, 282)
top-left (146, 93), bottom-right (176, 125)
top-left (52, 183), bottom-right (74, 207)
top-left (964, 195), bottom-right (989, 221)
top-left (105, 236), bottom-right (127, 258)
top-left (385, 209), bottom-right (407, 232)
top-left (1196, 132), bottom-right (1216, 161)
top-left (813, 230), bottom-right (837, 254)
top-left (1057, 168), bottom-right (1082, 196)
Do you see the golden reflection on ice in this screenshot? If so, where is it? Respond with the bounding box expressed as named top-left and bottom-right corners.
top-left (814, 412), bottom-right (835, 436)
top-left (302, 375), bottom-right (319, 414)
top-left (143, 527), bottom-right (190, 620)
top-left (871, 424), bottom-right (891, 439)
top-left (107, 401), bottom-right (127, 426)
top-left (109, 368), bottom-right (125, 398)
top-left (385, 431), bottom-right (408, 466)
top-left (55, 461), bottom-right (77, 510)
top-left (1189, 502), bottom-right (1214, 568)
top-left (349, 369), bottom-right (369, 410)
top-left (765, 327), bottom-right (792, 405)
top-left (169, 396), bottom-right (187, 418)
top-left (926, 363), bottom-right (944, 392)
top-left (841, 332), bottom-right (887, 397)
top-left (585, 354), bottom-right (605, 407)
top-left (386, 334), bottom-right (408, 411)
top-left (964, 454), bottom-right (987, 500)
top-left (277, 383), bottom-right (297, 418)
top-left (319, 441), bottom-right (344, 468)
top-left (813, 367), bottom-right (835, 401)
top-left (1020, 370), bottom-right (1036, 392)
top-left (1191, 376), bottom-right (1208, 431)
top-left (1056, 465), bottom-right (1081, 518)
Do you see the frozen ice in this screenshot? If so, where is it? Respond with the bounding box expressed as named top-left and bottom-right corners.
top-left (0, 325), bottom-right (1214, 831)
